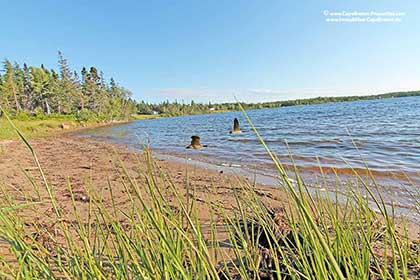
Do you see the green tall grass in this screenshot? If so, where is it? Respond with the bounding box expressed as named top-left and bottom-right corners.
top-left (0, 110), bottom-right (419, 279)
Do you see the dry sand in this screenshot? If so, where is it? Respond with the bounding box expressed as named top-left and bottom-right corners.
top-left (0, 134), bottom-right (418, 274)
top-left (0, 135), bottom-right (288, 257)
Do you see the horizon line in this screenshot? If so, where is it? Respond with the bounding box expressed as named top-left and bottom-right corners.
top-left (138, 89), bottom-right (420, 104)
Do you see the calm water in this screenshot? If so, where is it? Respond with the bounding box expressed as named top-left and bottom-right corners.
top-left (76, 96), bottom-right (420, 214)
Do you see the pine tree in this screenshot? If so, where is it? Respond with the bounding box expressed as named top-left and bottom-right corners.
top-left (13, 62), bottom-right (24, 109)
top-left (72, 70), bottom-right (83, 110)
top-left (49, 70), bottom-right (62, 113)
top-left (30, 66), bottom-right (51, 114)
top-left (0, 71), bottom-right (5, 112)
top-left (57, 51), bottom-right (78, 113)
top-left (97, 70), bottom-right (109, 113)
top-left (23, 63), bottom-right (36, 111)
top-left (85, 66), bottom-right (102, 112)
top-left (1, 53), bottom-right (138, 119)
top-left (109, 78), bottom-right (118, 99)
top-left (2, 60), bottom-right (20, 112)
top-left (81, 66), bottom-right (97, 111)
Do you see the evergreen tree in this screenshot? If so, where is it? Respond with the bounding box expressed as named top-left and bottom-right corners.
top-left (0, 53), bottom-right (138, 119)
top-left (2, 60), bottom-right (20, 112)
top-left (0, 71), bottom-right (5, 112)
top-left (81, 66), bottom-right (97, 111)
top-left (22, 63), bottom-right (35, 111)
top-left (13, 62), bottom-right (24, 109)
top-left (30, 66), bottom-right (51, 114)
top-left (49, 70), bottom-right (62, 113)
top-left (57, 51), bottom-right (78, 113)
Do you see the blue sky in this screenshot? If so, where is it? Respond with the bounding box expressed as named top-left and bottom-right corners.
top-left (1, 0), bottom-right (419, 103)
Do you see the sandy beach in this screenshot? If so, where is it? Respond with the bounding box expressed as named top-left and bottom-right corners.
top-left (0, 131), bottom-right (419, 278)
top-left (0, 134), bottom-right (289, 256)
top-left (3, 2), bottom-right (420, 276)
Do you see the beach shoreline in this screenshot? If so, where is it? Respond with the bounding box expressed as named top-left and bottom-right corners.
top-left (1, 133), bottom-right (419, 227)
top-left (1, 133), bottom-right (419, 277)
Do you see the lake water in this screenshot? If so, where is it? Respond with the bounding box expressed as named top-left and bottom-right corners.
top-left (76, 96), bottom-right (420, 217)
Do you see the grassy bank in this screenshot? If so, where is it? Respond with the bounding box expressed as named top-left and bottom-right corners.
top-left (0, 114), bottom-right (163, 140)
top-left (0, 113), bottom-right (418, 279)
top-left (0, 109), bottom-right (229, 140)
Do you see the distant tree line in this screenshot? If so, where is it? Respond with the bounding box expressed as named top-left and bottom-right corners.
top-left (2, 52), bottom-right (419, 120)
top-left (137, 90), bottom-right (420, 116)
top-left (209, 91), bottom-right (420, 111)
top-left (137, 100), bottom-right (214, 116)
top-left (0, 52), bottom-right (137, 121)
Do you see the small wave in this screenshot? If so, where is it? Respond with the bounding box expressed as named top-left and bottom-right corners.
top-left (221, 163), bottom-right (241, 167)
top-left (228, 138), bottom-right (345, 146)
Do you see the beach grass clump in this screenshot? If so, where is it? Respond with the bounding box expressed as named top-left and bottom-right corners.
top-left (0, 113), bottom-right (419, 279)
